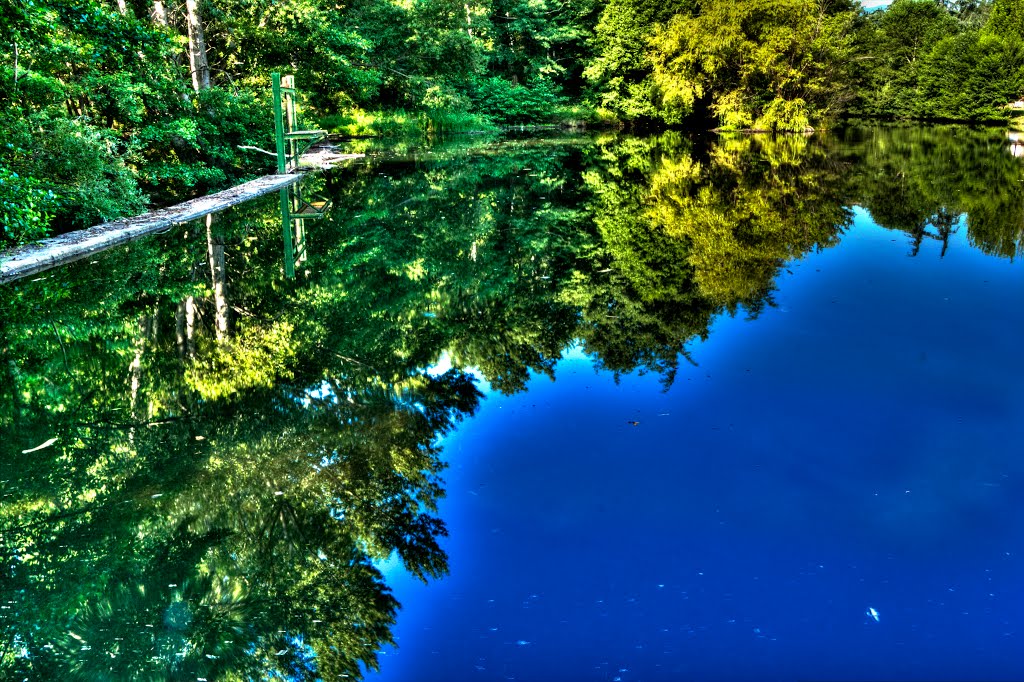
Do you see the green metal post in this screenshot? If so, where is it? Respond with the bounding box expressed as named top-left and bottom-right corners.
top-left (280, 187), bottom-right (295, 278)
top-left (272, 72), bottom-right (287, 174)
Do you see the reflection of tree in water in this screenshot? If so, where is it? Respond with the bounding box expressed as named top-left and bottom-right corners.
top-left (842, 125), bottom-right (1024, 259)
top-left (0, 183), bottom-right (483, 678)
top-left (571, 132), bottom-right (850, 386)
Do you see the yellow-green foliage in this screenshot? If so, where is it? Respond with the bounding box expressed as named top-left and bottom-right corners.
top-left (186, 322), bottom-right (297, 400)
top-left (649, 0), bottom-right (857, 131)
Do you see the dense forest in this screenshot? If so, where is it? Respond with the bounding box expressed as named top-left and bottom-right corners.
top-left (1, 0), bottom-right (1023, 248)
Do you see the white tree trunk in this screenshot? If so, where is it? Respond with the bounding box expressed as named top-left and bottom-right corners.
top-left (207, 214), bottom-right (229, 342)
top-left (152, 0), bottom-right (168, 25)
top-left (185, 0), bottom-right (210, 92)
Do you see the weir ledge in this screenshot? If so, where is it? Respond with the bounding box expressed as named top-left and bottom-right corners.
top-left (1, 151), bottom-right (363, 285)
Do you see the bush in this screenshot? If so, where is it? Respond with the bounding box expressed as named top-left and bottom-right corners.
top-left (1, 114), bottom-right (145, 243)
top-left (754, 98), bottom-right (813, 133)
top-left (0, 166), bottom-right (58, 249)
top-left (470, 77), bottom-right (565, 125)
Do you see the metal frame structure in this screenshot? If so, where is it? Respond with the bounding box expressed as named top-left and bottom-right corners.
top-left (272, 72), bottom-right (326, 173)
top-left (280, 182), bottom-right (331, 279)
top-left (271, 72), bottom-right (332, 278)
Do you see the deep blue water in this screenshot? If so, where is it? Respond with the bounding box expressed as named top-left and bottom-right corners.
top-left (376, 209), bottom-right (1024, 681)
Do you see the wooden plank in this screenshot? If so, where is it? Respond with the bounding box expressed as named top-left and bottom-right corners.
top-left (1, 173), bottom-right (301, 284)
top-left (285, 130), bottom-right (327, 138)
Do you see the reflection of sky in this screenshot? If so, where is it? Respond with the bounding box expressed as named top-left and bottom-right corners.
top-left (426, 350), bottom-right (489, 389)
top-left (372, 209), bottom-right (1024, 681)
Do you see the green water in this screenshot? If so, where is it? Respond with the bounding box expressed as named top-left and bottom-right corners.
top-left (2, 127), bottom-right (1024, 680)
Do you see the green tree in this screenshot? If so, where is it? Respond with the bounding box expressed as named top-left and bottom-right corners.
top-left (849, 0), bottom-right (959, 118)
top-left (986, 0), bottom-right (1024, 42)
top-left (918, 30), bottom-right (1024, 120)
top-left (584, 0), bottom-right (693, 120)
top-left (649, 0), bottom-right (859, 130)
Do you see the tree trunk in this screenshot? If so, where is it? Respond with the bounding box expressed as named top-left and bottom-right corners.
top-left (129, 317), bottom-right (146, 429)
top-left (176, 299), bottom-right (190, 359)
top-left (184, 296), bottom-right (197, 356)
top-left (206, 214), bottom-right (229, 342)
top-left (152, 0), bottom-right (168, 25)
top-left (185, 0), bottom-right (210, 92)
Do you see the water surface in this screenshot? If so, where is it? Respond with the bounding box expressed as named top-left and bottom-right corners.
top-left (2, 127), bottom-right (1024, 680)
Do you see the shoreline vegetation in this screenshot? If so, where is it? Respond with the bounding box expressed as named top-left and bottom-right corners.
top-left (2, 0), bottom-right (1024, 250)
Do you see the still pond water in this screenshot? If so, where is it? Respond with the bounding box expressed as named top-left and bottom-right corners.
top-left (2, 127), bottom-right (1024, 681)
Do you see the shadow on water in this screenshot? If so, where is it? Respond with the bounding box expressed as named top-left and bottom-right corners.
top-left (1, 126), bottom-right (1023, 679)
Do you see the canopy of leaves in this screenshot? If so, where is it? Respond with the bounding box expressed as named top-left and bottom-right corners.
top-left (648, 0), bottom-right (859, 130)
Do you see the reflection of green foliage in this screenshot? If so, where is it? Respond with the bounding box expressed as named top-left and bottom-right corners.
top-left (569, 135), bottom-right (711, 384)
top-left (185, 322), bottom-right (297, 400)
top-left (654, 135), bottom-right (850, 308)
top-left (573, 132), bottom-right (849, 384)
top-left (843, 126), bottom-right (1024, 259)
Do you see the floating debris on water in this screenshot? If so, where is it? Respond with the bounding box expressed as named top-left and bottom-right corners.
top-left (867, 607), bottom-right (880, 622)
top-left (22, 438), bottom-right (57, 454)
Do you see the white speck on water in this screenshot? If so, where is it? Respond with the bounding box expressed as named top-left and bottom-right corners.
top-left (21, 438), bottom-right (58, 454)
top-left (657, 584), bottom-right (664, 588)
top-left (867, 607), bottom-right (880, 622)
top-left (516, 640), bottom-right (530, 646)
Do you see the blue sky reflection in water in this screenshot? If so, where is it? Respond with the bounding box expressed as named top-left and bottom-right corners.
top-left (376, 210), bottom-right (1024, 681)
